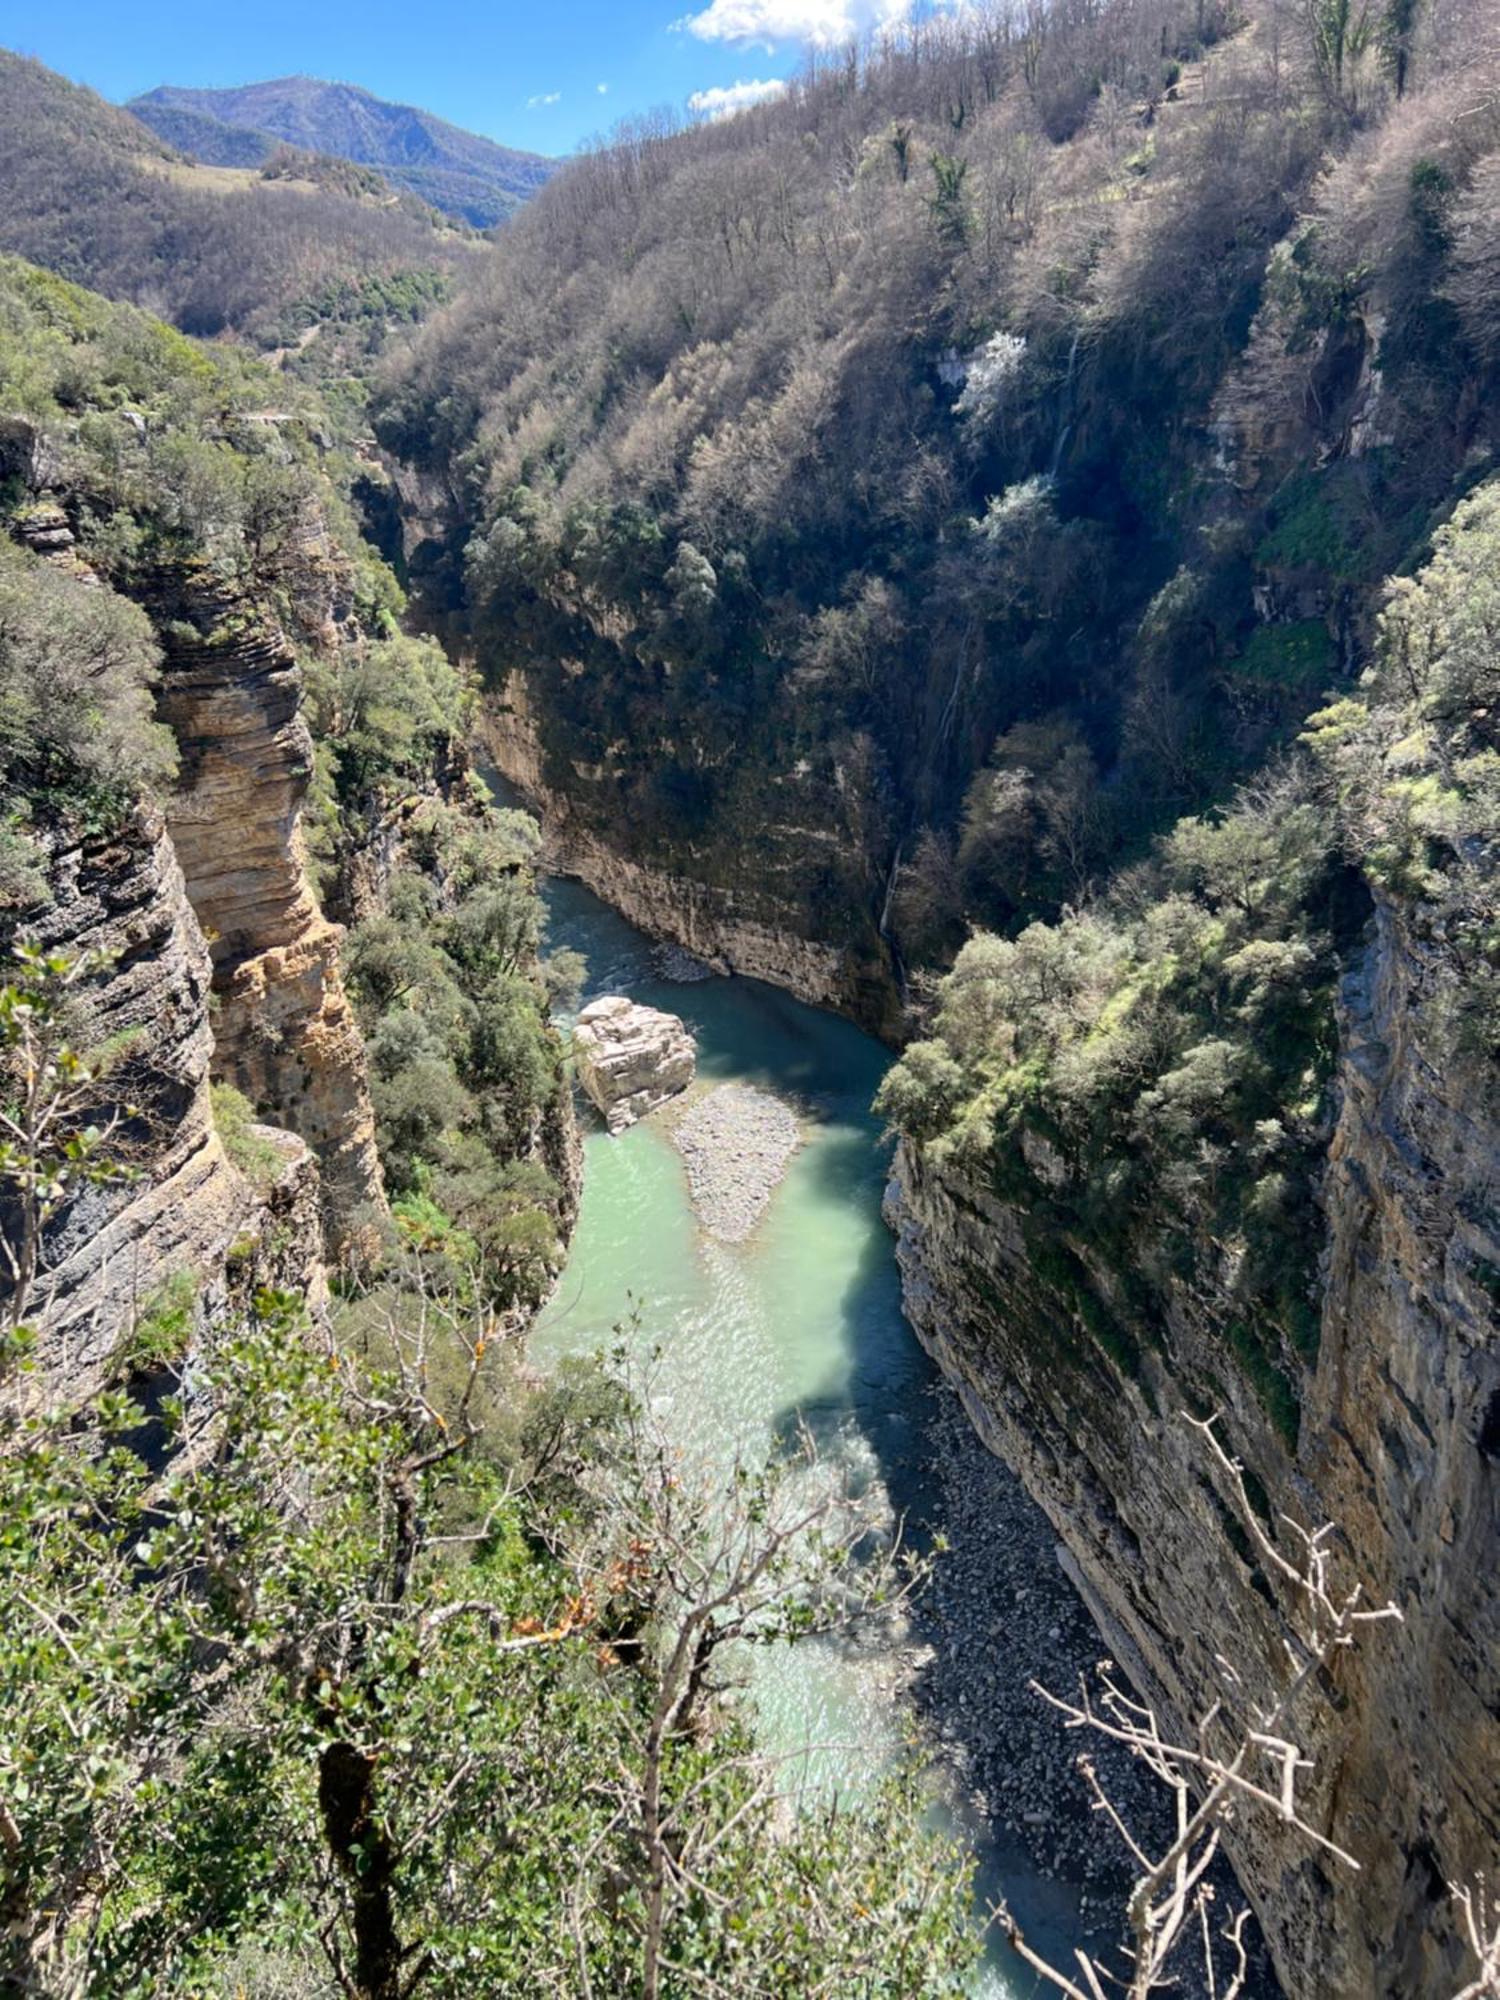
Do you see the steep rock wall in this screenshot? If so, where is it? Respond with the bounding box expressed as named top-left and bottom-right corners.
top-left (480, 678), bottom-right (900, 1034)
top-left (9, 812), bottom-right (273, 1387)
top-left (886, 893), bottom-right (1500, 1997)
top-left (146, 565), bottom-right (385, 1245)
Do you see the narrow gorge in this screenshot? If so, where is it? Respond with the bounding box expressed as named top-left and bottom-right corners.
top-left (2, 3), bottom-right (1498, 1995)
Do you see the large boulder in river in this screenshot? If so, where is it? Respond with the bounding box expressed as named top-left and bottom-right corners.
top-left (572, 995), bottom-right (696, 1133)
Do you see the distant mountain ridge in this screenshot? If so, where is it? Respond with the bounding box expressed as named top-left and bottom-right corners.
top-left (129, 77), bottom-right (553, 227)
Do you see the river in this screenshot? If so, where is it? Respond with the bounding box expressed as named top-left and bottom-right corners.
top-left (522, 863), bottom-right (1144, 1996)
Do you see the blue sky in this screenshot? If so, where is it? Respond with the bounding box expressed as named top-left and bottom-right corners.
top-left (6, 0), bottom-right (918, 155)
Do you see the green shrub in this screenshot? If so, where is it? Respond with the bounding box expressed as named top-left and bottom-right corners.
top-left (1230, 619), bottom-right (1335, 692)
top-left (113, 1268), bottom-right (198, 1375)
top-left (210, 1082), bottom-right (286, 1194)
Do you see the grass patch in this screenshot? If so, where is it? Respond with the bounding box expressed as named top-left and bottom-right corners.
top-left (211, 1081), bottom-right (286, 1194)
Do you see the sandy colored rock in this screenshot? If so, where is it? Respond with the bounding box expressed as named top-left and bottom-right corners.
top-left (573, 995), bottom-right (695, 1133)
top-left (146, 564), bottom-right (386, 1250)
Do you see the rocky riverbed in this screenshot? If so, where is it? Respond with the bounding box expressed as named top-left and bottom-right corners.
top-left (908, 1387), bottom-right (1277, 1997)
top-left (667, 1083), bottom-right (802, 1242)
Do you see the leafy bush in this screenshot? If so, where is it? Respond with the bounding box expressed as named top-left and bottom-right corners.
top-left (210, 1082), bottom-right (287, 1195)
top-left (0, 538), bottom-right (175, 817)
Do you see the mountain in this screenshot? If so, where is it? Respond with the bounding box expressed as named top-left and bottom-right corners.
top-left (0, 49), bottom-right (474, 349)
top-left (129, 77), bottom-right (553, 227)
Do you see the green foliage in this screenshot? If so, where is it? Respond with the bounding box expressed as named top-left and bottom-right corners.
top-left (1230, 619), bottom-right (1336, 693)
top-left (374, 1), bottom-right (1343, 948)
top-left (3, 998), bottom-right (975, 1993)
top-left (882, 763), bottom-right (1351, 1430)
top-left (113, 1268), bottom-right (199, 1375)
top-left (0, 537), bottom-right (175, 823)
top-left (1306, 476), bottom-right (1500, 1053)
top-left (210, 1082), bottom-right (287, 1195)
top-left (1255, 473), bottom-right (1360, 576)
top-left (344, 800), bottom-right (567, 1313)
top-left (1, 1268), bottom-right (977, 1998)
top-left (306, 633), bottom-right (470, 805)
top-left (0, 51), bottom-right (474, 349)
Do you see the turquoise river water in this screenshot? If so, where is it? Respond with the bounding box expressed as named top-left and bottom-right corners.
top-left (528, 867), bottom-right (1085, 1996)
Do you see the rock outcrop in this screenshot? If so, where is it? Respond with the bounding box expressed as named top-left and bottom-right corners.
top-left (479, 683), bottom-right (899, 1034)
top-left (573, 995), bottom-right (695, 1133)
top-left (886, 892), bottom-right (1500, 1998)
top-left (145, 564), bottom-right (385, 1247)
top-left (4, 811), bottom-right (282, 1390)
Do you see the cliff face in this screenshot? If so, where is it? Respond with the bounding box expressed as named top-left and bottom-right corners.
top-left (12, 810), bottom-right (321, 1389)
top-left (886, 891), bottom-right (1500, 1997)
top-left (480, 676), bottom-right (900, 1034)
top-left (146, 564), bottom-right (385, 1246)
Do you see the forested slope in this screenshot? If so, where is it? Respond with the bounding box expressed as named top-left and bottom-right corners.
top-left (375, 4), bottom-right (1500, 1989)
top-left (381, 0), bottom-right (1499, 1021)
top-left (0, 51), bottom-right (475, 350)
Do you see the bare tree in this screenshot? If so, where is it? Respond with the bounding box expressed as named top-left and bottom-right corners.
top-left (560, 1380), bottom-right (934, 2000)
top-left (1453, 1878), bottom-right (1500, 2000)
top-left (995, 1411), bottom-right (1403, 2000)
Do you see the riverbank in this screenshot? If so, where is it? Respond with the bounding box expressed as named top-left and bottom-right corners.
top-left (909, 1386), bottom-right (1276, 1995)
top-left (511, 849), bottom-right (1274, 1996)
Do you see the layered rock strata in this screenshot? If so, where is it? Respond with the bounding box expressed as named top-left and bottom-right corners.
top-left (5, 813), bottom-right (263, 1388)
top-left (573, 995), bottom-right (695, 1132)
top-left (886, 893), bottom-right (1500, 1998)
top-left (479, 683), bottom-right (897, 1033)
top-left (145, 566), bottom-right (385, 1245)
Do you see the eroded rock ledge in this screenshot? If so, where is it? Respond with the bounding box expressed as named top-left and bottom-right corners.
top-left (9, 811), bottom-right (320, 1391)
top-left (146, 565), bottom-right (385, 1247)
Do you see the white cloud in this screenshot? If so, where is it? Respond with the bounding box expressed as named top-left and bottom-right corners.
top-left (597, 81), bottom-right (610, 93)
top-left (527, 90), bottom-right (562, 106)
top-left (677, 0), bottom-right (916, 49)
top-left (688, 76), bottom-right (789, 117)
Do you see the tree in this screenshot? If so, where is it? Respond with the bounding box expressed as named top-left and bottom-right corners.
top-left (1, 961), bottom-right (979, 1997)
top-left (0, 542), bottom-right (175, 807)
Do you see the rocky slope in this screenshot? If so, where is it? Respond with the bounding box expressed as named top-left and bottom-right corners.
top-left (884, 876), bottom-right (1500, 1995)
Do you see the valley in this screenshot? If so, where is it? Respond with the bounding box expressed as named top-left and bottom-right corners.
top-left (1, 1), bottom-right (1497, 1994)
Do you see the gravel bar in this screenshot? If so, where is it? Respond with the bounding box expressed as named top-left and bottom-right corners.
top-left (669, 1083), bottom-right (802, 1242)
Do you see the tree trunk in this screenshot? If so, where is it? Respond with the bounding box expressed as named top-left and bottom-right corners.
top-left (320, 1738), bottom-right (405, 2000)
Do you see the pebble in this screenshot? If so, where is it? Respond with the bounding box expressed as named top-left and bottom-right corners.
top-left (653, 941), bottom-right (718, 983)
top-left (904, 1388), bottom-right (1279, 1998)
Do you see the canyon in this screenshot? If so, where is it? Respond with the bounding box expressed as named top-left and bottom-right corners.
top-left (480, 676), bottom-right (1498, 1998)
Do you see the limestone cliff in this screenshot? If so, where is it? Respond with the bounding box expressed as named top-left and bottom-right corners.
top-left (480, 678), bottom-right (898, 1032)
top-left (885, 886), bottom-right (1500, 1997)
top-left (7, 810), bottom-right (321, 1390)
top-left (144, 562), bottom-right (385, 1246)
